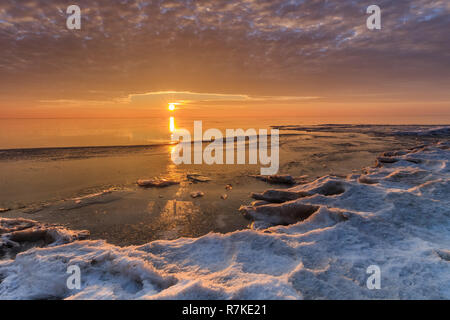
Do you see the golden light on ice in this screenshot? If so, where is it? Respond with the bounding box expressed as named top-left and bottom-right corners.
top-left (168, 103), bottom-right (176, 111)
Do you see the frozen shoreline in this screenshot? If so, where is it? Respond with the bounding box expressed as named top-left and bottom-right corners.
top-left (1, 140), bottom-right (449, 299)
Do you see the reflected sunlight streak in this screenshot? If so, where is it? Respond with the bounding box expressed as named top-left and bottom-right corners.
top-left (169, 116), bottom-right (175, 133)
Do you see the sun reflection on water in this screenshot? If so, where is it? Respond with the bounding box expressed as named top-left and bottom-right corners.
top-left (169, 116), bottom-right (175, 133)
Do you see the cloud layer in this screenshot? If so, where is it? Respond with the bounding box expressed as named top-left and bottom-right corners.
top-left (0, 0), bottom-right (449, 116)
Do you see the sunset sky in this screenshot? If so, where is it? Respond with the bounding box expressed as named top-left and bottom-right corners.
top-left (0, 0), bottom-right (449, 119)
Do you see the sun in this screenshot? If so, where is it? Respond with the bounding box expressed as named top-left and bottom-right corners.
top-left (168, 103), bottom-right (176, 111)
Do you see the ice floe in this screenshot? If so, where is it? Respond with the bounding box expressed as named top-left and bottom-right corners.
top-left (187, 174), bottom-right (212, 183)
top-left (190, 191), bottom-right (205, 198)
top-left (0, 218), bottom-right (89, 260)
top-left (137, 179), bottom-right (180, 188)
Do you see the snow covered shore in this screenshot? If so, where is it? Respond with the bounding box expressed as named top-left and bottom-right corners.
top-left (0, 141), bottom-right (449, 299)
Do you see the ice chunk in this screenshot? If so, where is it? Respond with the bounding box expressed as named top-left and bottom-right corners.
top-left (0, 218), bottom-right (89, 260)
top-left (137, 179), bottom-right (180, 188)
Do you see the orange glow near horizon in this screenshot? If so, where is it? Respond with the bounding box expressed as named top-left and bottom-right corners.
top-left (168, 103), bottom-right (176, 111)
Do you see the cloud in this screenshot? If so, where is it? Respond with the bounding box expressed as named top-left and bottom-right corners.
top-left (39, 90), bottom-right (322, 111)
top-left (0, 0), bottom-right (449, 108)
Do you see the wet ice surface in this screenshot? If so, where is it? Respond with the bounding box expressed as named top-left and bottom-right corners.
top-left (0, 125), bottom-right (447, 246)
top-left (0, 137), bottom-right (449, 299)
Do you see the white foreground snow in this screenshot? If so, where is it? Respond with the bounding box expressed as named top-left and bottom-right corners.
top-left (0, 142), bottom-right (449, 299)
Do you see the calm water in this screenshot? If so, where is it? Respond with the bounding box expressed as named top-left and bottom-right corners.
top-left (1, 115), bottom-right (449, 149)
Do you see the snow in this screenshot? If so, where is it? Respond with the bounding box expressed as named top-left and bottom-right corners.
top-left (1, 141), bottom-right (449, 299)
